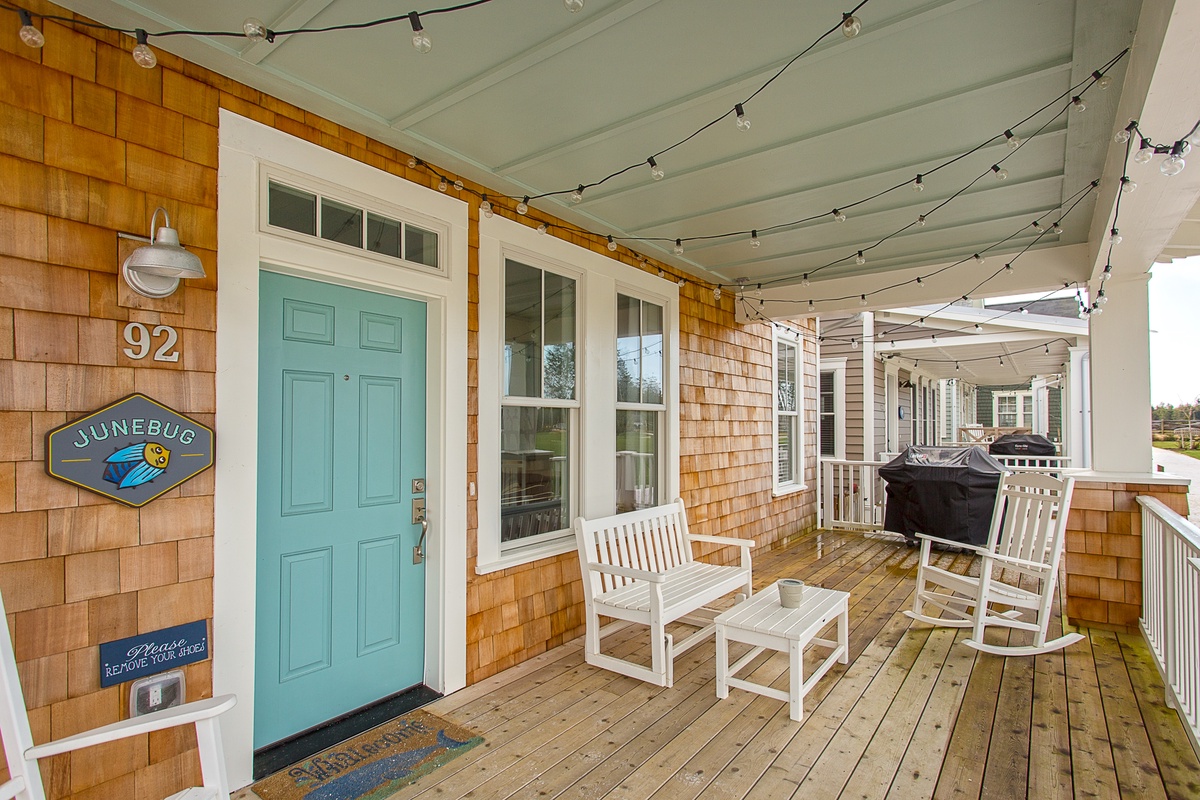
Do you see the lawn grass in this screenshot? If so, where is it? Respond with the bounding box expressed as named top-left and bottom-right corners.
top-left (1153, 440), bottom-right (1200, 460)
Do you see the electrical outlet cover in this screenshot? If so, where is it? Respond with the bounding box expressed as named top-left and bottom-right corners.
top-left (129, 669), bottom-right (186, 717)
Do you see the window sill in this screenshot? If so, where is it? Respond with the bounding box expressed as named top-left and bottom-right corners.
top-left (475, 537), bottom-right (577, 575)
top-left (772, 482), bottom-right (808, 498)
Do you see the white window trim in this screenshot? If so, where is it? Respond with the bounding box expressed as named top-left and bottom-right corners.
top-left (773, 327), bottom-right (805, 495)
top-left (615, 289), bottom-right (669, 513)
top-left (884, 361), bottom-right (901, 458)
top-left (477, 215), bottom-right (679, 574)
top-left (819, 358), bottom-right (847, 460)
top-left (993, 390), bottom-right (1034, 428)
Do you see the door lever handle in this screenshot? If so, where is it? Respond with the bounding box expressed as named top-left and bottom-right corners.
top-left (414, 518), bottom-right (429, 564)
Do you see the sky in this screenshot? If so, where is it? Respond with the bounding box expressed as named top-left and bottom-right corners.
top-left (1149, 256), bottom-right (1200, 406)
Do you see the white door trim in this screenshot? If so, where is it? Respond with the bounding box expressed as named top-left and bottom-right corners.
top-left (214, 110), bottom-right (469, 789)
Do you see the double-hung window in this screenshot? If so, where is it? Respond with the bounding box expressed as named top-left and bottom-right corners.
top-left (774, 331), bottom-right (802, 491)
top-left (616, 294), bottom-right (664, 513)
top-left (478, 214), bottom-right (680, 572)
top-left (501, 259), bottom-right (577, 548)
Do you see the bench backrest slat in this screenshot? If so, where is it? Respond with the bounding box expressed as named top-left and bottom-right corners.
top-left (575, 499), bottom-right (695, 593)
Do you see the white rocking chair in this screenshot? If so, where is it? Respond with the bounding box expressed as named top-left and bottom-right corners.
top-left (0, 589), bottom-right (236, 800)
top-left (904, 471), bottom-right (1084, 656)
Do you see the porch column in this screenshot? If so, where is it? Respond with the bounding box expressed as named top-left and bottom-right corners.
top-left (1087, 272), bottom-right (1152, 474)
top-left (1066, 345), bottom-right (1090, 469)
top-left (861, 312), bottom-right (875, 461)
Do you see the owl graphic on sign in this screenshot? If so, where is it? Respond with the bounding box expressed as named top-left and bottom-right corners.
top-left (103, 442), bottom-right (171, 489)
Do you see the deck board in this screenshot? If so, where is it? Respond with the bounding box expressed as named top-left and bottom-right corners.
top-left (237, 528), bottom-right (1199, 800)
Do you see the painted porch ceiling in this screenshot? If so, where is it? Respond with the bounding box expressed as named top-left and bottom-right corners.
top-left (58, 0), bottom-right (1197, 315)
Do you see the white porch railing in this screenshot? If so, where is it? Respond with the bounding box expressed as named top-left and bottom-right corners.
top-left (1137, 495), bottom-right (1200, 756)
top-left (820, 459), bottom-right (888, 531)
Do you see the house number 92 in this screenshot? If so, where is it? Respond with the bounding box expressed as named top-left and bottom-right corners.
top-left (123, 322), bottom-right (180, 362)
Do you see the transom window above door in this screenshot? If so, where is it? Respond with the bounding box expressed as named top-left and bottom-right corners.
top-left (265, 178), bottom-right (442, 271)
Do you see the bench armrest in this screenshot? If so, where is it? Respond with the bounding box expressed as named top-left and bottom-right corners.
top-left (26, 695), bottom-right (236, 759)
top-left (690, 534), bottom-right (755, 550)
top-left (912, 532), bottom-right (990, 556)
top-left (586, 562), bottom-right (665, 583)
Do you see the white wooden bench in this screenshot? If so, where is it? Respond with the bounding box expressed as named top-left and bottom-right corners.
top-left (574, 498), bottom-right (754, 687)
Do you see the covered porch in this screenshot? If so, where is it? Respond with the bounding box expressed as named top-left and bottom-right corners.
top-left (302, 528), bottom-right (1200, 800)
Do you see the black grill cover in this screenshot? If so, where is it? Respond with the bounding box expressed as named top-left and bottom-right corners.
top-left (988, 433), bottom-right (1057, 456)
top-left (879, 446), bottom-right (1004, 545)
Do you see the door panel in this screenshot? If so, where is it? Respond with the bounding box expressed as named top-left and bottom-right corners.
top-left (256, 271), bottom-right (427, 748)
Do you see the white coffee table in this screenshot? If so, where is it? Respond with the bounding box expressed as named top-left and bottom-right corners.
top-left (714, 582), bottom-right (849, 721)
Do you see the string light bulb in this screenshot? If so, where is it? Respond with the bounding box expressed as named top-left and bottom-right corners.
top-left (916, 214), bottom-right (926, 227)
top-left (1120, 176), bottom-right (1136, 193)
top-left (453, 180), bottom-right (463, 191)
top-left (564, 0), bottom-right (585, 12)
top-left (916, 317), bottom-right (925, 327)
top-left (437, 178), bottom-right (448, 192)
top-left (808, 299), bottom-right (815, 311)
top-left (955, 362), bottom-right (959, 371)
top-left (407, 156), bottom-right (418, 168)
top-left (1092, 70), bottom-right (1112, 90)
top-left (1051, 222), bottom-right (1063, 235)
top-left (1161, 142), bottom-right (1186, 176)
top-left (802, 274), bottom-right (810, 287)
top-left (916, 276), bottom-right (924, 288)
top-left (1003, 129), bottom-right (1022, 149)
top-left (648, 156), bottom-right (664, 181)
top-left (517, 196), bottom-right (529, 215)
top-left (713, 286), bottom-right (722, 301)
top-left (832, 208), bottom-right (847, 223)
top-left (1004, 263), bottom-right (1014, 274)
top-left (243, 18), bottom-right (268, 41)
top-left (480, 195), bottom-right (493, 218)
top-left (132, 29), bottom-right (157, 68)
top-left (1133, 140), bottom-right (1154, 164)
top-left (1109, 227), bottom-right (1122, 245)
top-left (855, 250), bottom-right (866, 265)
top-left (1031, 221), bottom-right (1044, 234)
top-left (1020, 307), bottom-right (1028, 315)
top-left (734, 103), bottom-right (751, 132)
top-left (1072, 96), bottom-right (1086, 113)
top-left (571, 185), bottom-right (584, 203)
top-left (408, 12), bottom-right (431, 53)
top-left (858, 294), bottom-right (868, 306)
top-left (750, 230), bottom-right (761, 248)
top-left (841, 13), bottom-right (861, 38)
top-left (1097, 288), bottom-right (1108, 305)
top-left (912, 174), bottom-right (924, 192)
top-left (974, 323), bottom-right (982, 332)
top-left (991, 164), bottom-right (1008, 180)
top-left (674, 239), bottom-right (684, 255)
top-left (536, 223), bottom-right (547, 235)
top-left (18, 10), bottom-right (44, 47)
top-left (607, 235), bottom-right (618, 251)
top-left (972, 253), bottom-right (984, 265)
top-left (850, 338), bottom-right (859, 350)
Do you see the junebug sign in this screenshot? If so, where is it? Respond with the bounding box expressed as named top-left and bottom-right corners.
top-left (45, 394), bottom-right (214, 507)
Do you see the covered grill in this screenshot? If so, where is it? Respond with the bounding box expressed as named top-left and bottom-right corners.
top-left (880, 446), bottom-right (1005, 546)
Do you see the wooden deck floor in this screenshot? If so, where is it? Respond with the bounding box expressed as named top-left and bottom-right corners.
top-left (260, 529), bottom-right (1200, 799)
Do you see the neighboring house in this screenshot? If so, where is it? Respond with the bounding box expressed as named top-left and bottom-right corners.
top-left (819, 301), bottom-right (1088, 462)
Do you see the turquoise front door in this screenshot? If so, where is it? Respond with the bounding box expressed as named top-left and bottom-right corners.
top-left (255, 271), bottom-right (427, 748)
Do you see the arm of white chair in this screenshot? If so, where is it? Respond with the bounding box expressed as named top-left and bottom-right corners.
top-left (690, 534), bottom-right (756, 549)
top-left (586, 562), bottom-right (665, 583)
top-left (911, 532), bottom-right (991, 556)
top-left (26, 695), bottom-right (236, 759)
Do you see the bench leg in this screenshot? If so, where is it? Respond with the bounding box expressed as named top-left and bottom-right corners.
top-left (716, 625), bottom-right (729, 699)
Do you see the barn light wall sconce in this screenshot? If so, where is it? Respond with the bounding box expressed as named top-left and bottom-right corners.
top-left (118, 208), bottom-right (206, 298)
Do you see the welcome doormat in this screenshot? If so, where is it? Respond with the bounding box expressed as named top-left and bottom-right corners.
top-left (251, 709), bottom-right (483, 800)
